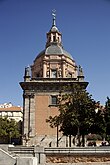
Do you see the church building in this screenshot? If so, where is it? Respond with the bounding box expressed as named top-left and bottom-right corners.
top-left (20, 12), bottom-right (88, 147)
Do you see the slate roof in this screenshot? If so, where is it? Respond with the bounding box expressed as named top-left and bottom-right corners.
top-left (37, 45), bottom-right (73, 59)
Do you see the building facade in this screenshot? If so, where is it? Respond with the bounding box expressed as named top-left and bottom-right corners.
top-left (0, 102), bottom-right (23, 122)
top-left (20, 12), bottom-right (88, 146)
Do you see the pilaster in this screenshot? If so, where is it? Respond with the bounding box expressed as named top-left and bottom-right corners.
top-left (62, 61), bottom-right (66, 78)
top-left (23, 92), bottom-right (35, 144)
top-left (43, 61), bottom-right (47, 78)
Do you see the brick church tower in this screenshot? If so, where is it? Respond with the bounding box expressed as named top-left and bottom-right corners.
top-left (20, 12), bottom-right (88, 146)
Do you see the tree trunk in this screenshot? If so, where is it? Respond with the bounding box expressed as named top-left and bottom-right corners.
top-left (69, 135), bottom-right (71, 147)
top-left (82, 134), bottom-right (85, 147)
top-left (77, 127), bottom-right (81, 146)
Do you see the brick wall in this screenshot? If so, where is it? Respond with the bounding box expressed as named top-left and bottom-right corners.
top-left (35, 94), bottom-right (59, 136)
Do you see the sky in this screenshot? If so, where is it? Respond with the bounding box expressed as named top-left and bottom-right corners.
top-left (0, 0), bottom-right (110, 106)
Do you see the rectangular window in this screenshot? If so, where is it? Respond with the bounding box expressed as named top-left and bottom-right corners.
top-left (51, 95), bottom-right (57, 105)
top-left (51, 70), bottom-right (57, 78)
top-left (7, 112), bottom-right (13, 116)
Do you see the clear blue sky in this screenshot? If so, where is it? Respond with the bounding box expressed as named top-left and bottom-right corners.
top-left (0, 0), bottom-right (110, 106)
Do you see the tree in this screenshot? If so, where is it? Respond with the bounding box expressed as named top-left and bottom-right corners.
top-left (47, 84), bottom-right (105, 147)
top-left (0, 117), bottom-right (22, 144)
top-left (89, 103), bottom-right (105, 138)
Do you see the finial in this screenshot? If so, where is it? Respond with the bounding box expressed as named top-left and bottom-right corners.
top-left (77, 65), bottom-right (84, 82)
top-left (52, 9), bottom-right (56, 26)
top-left (24, 65), bottom-right (31, 82)
top-left (25, 65), bottom-right (30, 77)
top-left (78, 65), bottom-right (84, 76)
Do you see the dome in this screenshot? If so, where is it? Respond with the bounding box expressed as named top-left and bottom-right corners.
top-left (37, 45), bottom-right (73, 59)
top-left (45, 45), bottom-right (63, 54)
top-left (50, 25), bottom-right (58, 32)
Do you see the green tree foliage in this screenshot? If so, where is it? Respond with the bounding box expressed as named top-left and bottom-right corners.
top-left (0, 117), bottom-right (21, 144)
top-left (90, 106), bottom-right (105, 137)
top-left (47, 84), bottom-right (105, 146)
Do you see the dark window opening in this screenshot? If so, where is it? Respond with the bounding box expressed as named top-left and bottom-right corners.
top-left (53, 36), bottom-right (56, 42)
top-left (51, 70), bottom-right (57, 78)
top-left (51, 96), bottom-right (57, 105)
top-left (49, 36), bottom-right (51, 42)
top-left (58, 37), bottom-right (59, 42)
top-left (36, 73), bottom-right (40, 77)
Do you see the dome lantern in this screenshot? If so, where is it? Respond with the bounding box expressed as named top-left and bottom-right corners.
top-left (46, 10), bottom-right (62, 48)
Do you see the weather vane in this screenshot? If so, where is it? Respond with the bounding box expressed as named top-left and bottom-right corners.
top-left (52, 9), bottom-right (56, 26)
top-left (52, 9), bottom-right (56, 19)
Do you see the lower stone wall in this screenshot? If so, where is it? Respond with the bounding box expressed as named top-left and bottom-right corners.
top-left (8, 146), bottom-right (110, 165)
top-left (46, 163), bottom-right (110, 165)
top-left (46, 154), bottom-right (110, 163)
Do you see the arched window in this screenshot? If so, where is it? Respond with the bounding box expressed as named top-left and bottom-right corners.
top-left (53, 35), bottom-right (56, 42)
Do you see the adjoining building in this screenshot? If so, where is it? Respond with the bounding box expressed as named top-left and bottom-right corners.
top-left (0, 102), bottom-right (23, 122)
top-left (20, 12), bottom-right (88, 147)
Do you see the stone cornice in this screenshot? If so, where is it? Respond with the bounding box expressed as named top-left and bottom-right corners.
top-left (20, 79), bottom-right (88, 91)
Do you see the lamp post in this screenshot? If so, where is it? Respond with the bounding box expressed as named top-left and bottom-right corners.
top-left (9, 131), bottom-right (12, 144)
top-left (56, 124), bottom-right (59, 147)
top-left (56, 91), bottom-right (62, 147)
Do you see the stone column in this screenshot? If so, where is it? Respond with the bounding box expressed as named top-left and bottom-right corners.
top-left (23, 93), bottom-right (29, 136)
top-left (43, 61), bottom-right (47, 78)
top-left (62, 61), bottom-right (66, 78)
top-left (30, 94), bottom-right (35, 137)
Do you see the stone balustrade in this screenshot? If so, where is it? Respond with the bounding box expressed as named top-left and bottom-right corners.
top-left (8, 146), bottom-right (110, 164)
